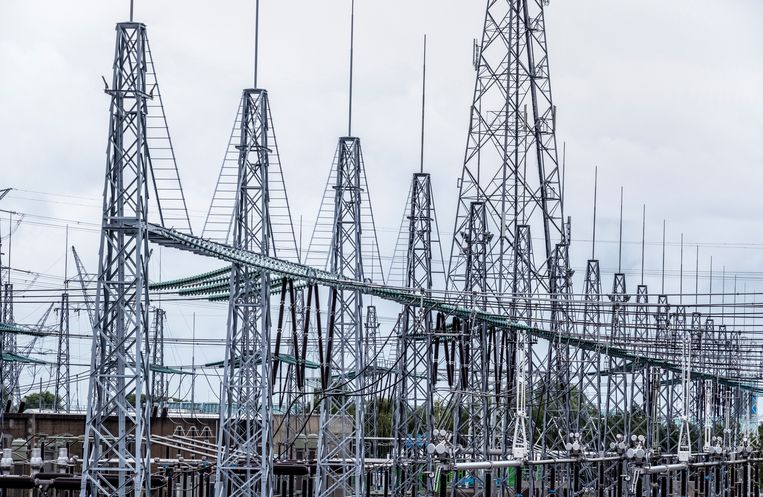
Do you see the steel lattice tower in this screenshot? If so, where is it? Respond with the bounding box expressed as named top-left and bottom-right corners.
top-left (365, 304), bottom-right (381, 458)
top-left (704, 318), bottom-right (717, 449)
top-left (445, 3), bottom-right (569, 488)
top-left (690, 311), bottom-right (705, 452)
top-left (541, 238), bottom-right (574, 451)
top-left (675, 305), bottom-right (692, 462)
top-left (672, 305), bottom-right (688, 455)
top-left (392, 172), bottom-right (435, 497)
top-left (601, 272), bottom-right (630, 497)
top-left (452, 201), bottom-right (492, 497)
top-left (577, 259), bottom-right (602, 452)
top-left (314, 136), bottom-right (366, 497)
top-left (281, 286), bottom-right (308, 462)
top-left (1, 222), bottom-right (17, 409)
top-left (604, 273), bottom-right (630, 442)
top-left (448, 0), bottom-right (564, 300)
top-left (150, 307), bottom-right (166, 412)
top-left (0, 282), bottom-right (16, 410)
top-left (80, 22), bottom-right (154, 497)
top-left (631, 284), bottom-right (650, 443)
top-left (655, 293), bottom-right (672, 453)
top-left (510, 224), bottom-right (533, 456)
top-left (570, 258), bottom-right (602, 495)
top-left (55, 291), bottom-right (71, 412)
top-left (215, 88), bottom-right (275, 497)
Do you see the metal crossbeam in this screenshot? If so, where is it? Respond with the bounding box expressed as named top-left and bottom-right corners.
top-left (144, 225), bottom-right (762, 395)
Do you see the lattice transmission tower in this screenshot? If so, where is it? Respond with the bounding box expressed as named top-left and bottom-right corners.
top-left (444, 1), bottom-right (571, 485)
top-left (55, 291), bottom-right (71, 412)
top-left (80, 19), bottom-right (192, 497)
top-left (150, 307), bottom-right (166, 413)
top-left (80, 22), bottom-right (155, 497)
top-left (314, 136), bottom-right (367, 497)
top-left (214, 88), bottom-right (277, 497)
top-left (392, 172), bottom-right (437, 497)
top-left (448, 0), bottom-right (565, 300)
top-left (0, 227), bottom-right (17, 412)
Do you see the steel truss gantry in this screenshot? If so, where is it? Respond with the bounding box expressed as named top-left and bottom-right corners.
top-left (215, 88), bottom-right (275, 497)
top-left (147, 221), bottom-right (757, 397)
top-left (392, 173), bottom-right (436, 497)
top-left (0, 282), bottom-right (17, 410)
top-left (631, 284), bottom-right (650, 444)
top-left (577, 259), bottom-right (602, 452)
top-left (314, 137), bottom-right (366, 497)
top-left (150, 307), bottom-right (166, 413)
top-left (55, 290), bottom-right (71, 412)
top-left (1, 226), bottom-right (17, 412)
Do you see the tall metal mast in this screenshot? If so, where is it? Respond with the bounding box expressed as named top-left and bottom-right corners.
top-left (655, 222), bottom-right (673, 454)
top-left (0, 216), bottom-right (17, 413)
top-left (314, 3), bottom-right (373, 494)
top-left (150, 307), bottom-right (166, 413)
top-left (631, 206), bottom-right (650, 442)
top-left (55, 226), bottom-right (71, 412)
top-left (604, 188), bottom-right (630, 448)
top-left (577, 169), bottom-right (601, 452)
top-left (210, 0), bottom-right (302, 491)
top-left (80, 10), bottom-right (192, 495)
top-left (80, 21), bottom-right (154, 497)
top-left (392, 37), bottom-right (438, 496)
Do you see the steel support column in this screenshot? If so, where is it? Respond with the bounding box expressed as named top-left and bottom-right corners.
top-left (215, 88), bottom-right (275, 497)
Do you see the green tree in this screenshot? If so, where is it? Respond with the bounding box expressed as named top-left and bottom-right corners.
top-left (366, 397), bottom-right (393, 438)
top-left (23, 391), bottom-right (59, 410)
top-left (126, 393), bottom-right (148, 406)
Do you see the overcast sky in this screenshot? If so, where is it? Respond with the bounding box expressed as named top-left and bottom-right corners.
top-left (0, 0), bottom-right (761, 405)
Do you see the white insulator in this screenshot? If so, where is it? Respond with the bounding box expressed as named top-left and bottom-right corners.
top-left (57, 448), bottom-right (69, 469)
top-left (30, 447), bottom-right (43, 469)
top-left (677, 449), bottom-right (691, 462)
top-left (0, 449), bottom-right (13, 470)
top-left (512, 446), bottom-right (527, 460)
